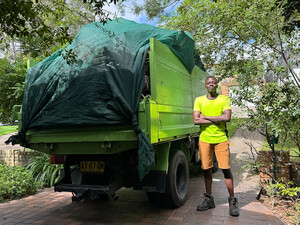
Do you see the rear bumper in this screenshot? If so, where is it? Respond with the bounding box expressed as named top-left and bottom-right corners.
top-left (54, 183), bottom-right (110, 194)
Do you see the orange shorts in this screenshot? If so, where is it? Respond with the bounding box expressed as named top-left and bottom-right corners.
top-left (198, 140), bottom-right (230, 170)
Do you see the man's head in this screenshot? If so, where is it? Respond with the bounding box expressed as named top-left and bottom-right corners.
top-left (205, 76), bottom-right (218, 94)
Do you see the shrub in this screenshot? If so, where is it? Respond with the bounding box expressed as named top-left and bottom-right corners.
top-left (276, 181), bottom-right (300, 202)
top-left (26, 153), bottom-right (62, 188)
top-left (0, 163), bottom-right (38, 202)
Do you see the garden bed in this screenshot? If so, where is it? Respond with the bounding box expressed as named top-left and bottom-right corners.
top-left (260, 194), bottom-right (300, 225)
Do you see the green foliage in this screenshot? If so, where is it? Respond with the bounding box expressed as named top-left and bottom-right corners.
top-left (0, 125), bottom-right (18, 136)
top-left (276, 181), bottom-right (300, 201)
top-left (0, 1), bottom-right (125, 73)
top-left (243, 82), bottom-right (300, 153)
top-left (227, 118), bottom-right (247, 139)
top-left (260, 133), bottom-right (298, 162)
top-left (0, 163), bottom-right (38, 202)
top-left (123, 0), bottom-right (181, 21)
top-left (0, 0), bottom-right (122, 57)
top-left (134, 0), bottom-right (300, 31)
top-left (0, 58), bottom-right (27, 123)
top-left (293, 213), bottom-right (300, 225)
top-left (279, 0), bottom-right (300, 33)
top-left (59, 48), bottom-right (79, 65)
top-left (160, 0), bottom-right (300, 165)
top-left (264, 180), bottom-right (277, 207)
top-left (26, 153), bottom-right (63, 188)
top-left (241, 160), bottom-right (262, 174)
top-left (0, 0), bottom-right (38, 38)
top-left (161, 0), bottom-right (299, 77)
top-left (0, 1), bottom-right (89, 59)
top-left (262, 179), bottom-right (300, 221)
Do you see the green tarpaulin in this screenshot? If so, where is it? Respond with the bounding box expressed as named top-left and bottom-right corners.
top-left (8, 18), bottom-right (195, 180)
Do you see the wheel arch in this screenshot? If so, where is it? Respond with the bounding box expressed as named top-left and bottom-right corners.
top-left (170, 139), bottom-right (191, 162)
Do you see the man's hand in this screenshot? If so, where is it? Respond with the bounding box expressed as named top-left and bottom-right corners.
top-left (193, 109), bottom-right (231, 125)
top-left (204, 109), bottom-right (231, 123)
top-left (193, 111), bottom-right (213, 124)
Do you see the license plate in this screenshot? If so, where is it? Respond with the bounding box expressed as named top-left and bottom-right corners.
top-left (80, 161), bottom-right (105, 173)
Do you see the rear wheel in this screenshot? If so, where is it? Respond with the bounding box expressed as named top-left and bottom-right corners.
top-left (161, 149), bottom-right (189, 208)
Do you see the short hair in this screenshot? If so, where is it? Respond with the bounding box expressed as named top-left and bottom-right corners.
top-left (205, 76), bottom-right (218, 83)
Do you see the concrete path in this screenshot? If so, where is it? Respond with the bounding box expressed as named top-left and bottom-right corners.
top-left (0, 127), bottom-right (284, 225)
top-left (0, 132), bottom-right (22, 151)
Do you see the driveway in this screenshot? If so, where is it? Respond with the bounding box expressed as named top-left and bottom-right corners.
top-left (0, 127), bottom-right (284, 225)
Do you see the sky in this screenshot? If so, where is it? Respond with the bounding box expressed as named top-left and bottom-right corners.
top-left (103, 0), bottom-right (179, 27)
top-left (103, 1), bottom-right (156, 25)
top-left (105, 0), bottom-right (157, 26)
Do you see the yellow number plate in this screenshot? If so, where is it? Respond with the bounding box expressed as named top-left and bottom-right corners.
top-left (80, 161), bottom-right (105, 173)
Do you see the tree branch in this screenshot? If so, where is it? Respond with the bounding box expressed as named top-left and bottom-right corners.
top-left (276, 24), bottom-right (300, 87)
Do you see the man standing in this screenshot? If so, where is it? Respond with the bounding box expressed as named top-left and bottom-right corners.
top-left (193, 76), bottom-right (239, 216)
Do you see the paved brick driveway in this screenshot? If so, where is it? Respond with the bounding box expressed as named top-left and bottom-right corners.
top-left (0, 128), bottom-right (284, 225)
top-left (0, 175), bottom-right (283, 225)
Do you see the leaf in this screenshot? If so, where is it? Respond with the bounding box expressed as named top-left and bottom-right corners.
top-left (26, 152), bottom-right (62, 187)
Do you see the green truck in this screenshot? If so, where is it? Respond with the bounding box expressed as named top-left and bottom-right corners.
top-left (8, 19), bottom-right (213, 208)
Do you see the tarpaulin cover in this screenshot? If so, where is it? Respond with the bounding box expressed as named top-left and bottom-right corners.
top-left (9, 18), bottom-right (195, 180)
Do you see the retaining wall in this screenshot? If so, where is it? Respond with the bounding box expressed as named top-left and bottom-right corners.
top-left (258, 150), bottom-right (300, 184)
top-left (0, 149), bottom-right (39, 167)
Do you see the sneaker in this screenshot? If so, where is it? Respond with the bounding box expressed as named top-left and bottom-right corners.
top-left (197, 193), bottom-right (215, 211)
top-left (228, 197), bottom-right (239, 216)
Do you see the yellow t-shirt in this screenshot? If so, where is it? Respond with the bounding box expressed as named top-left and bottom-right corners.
top-left (193, 95), bottom-right (231, 144)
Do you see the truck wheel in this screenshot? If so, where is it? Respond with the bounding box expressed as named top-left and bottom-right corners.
top-left (146, 192), bottom-right (163, 206)
top-left (212, 152), bottom-right (219, 173)
top-left (162, 149), bottom-right (189, 208)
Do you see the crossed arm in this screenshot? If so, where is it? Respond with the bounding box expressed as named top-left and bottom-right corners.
top-left (193, 109), bottom-right (231, 125)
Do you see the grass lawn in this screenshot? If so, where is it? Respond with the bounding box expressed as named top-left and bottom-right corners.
top-left (227, 118), bottom-right (246, 139)
top-left (0, 125), bottom-right (18, 136)
top-left (260, 136), bottom-right (299, 162)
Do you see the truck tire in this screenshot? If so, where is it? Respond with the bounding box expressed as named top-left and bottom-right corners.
top-left (212, 152), bottom-right (219, 173)
top-left (162, 149), bottom-right (189, 208)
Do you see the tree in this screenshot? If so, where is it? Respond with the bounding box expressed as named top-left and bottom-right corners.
top-left (0, 0), bottom-right (125, 59)
top-left (0, 0), bottom-right (122, 123)
top-left (0, 0), bottom-right (121, 41)
top-left (279, 0), bottom-right (300, 33)
top-left (157, 0), bottom-right (300, 180)
top-left (131, 0), bottom-right (300, 30)
top-left (129, 0), bottom-right (180, 21)
top-left (0, 58), bottom-right (27, 123)
top-left (0, 0), bottom-right (94, 58)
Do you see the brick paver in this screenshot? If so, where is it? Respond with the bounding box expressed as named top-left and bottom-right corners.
top-left (0, 128), bottom-right (284, 225)
top-left (0, 177), bottom-right (284, 225)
